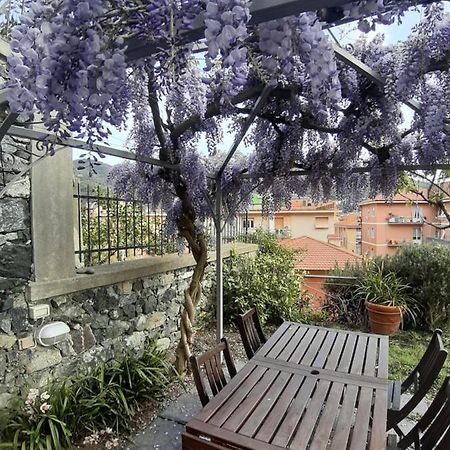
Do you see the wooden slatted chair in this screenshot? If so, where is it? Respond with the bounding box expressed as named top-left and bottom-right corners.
top-left (190, 338), bottom-right (237, 407)
top-left (387, 329), bottom-right (447, 433)
top-left (236, 304), bottom-right (267, 360)
top-left (387, 376), bottom-right (450, 450)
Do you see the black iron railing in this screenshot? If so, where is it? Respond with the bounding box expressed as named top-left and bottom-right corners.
top-left (74, 183), bottom-right (177, 266)
top-left (74, 183), bottom-right (254, 266)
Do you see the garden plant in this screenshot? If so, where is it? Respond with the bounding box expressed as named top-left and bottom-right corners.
top-left (0, 342), bottom-right (176, 449)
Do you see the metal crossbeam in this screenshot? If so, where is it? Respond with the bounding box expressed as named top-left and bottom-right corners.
top-left (6, 125), bottom-right (177, 170)
top-left (125, 0), bottom-right (354, 61)
top-left (218, 85), bottom-right (272, 176)
top-left (332, 44), bottom-right (422, 114)
top-left (243, 163), bottom-right (450, 178)
top-left (125, 0), bottom-right (438, 62)
top-left (0, 112), bottom-right (18, 140)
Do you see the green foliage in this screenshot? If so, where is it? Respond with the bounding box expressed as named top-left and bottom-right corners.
top-left (383, 244), bottom-right (450, 330)
top-left (223, 231), bottom-right (305, 325)
top-left (324, 262), bottom-right (366, 326)
top-left (0, 342), bottom-right (176, 449)
top-left (67, 343), bottom-right (174, 435)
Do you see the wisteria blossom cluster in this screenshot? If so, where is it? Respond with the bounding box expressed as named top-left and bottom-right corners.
top-left (6, 0), bottom-right (450, 236)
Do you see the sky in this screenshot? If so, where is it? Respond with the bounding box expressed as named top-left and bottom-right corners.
top-left (73, 2), bottom-right (450, 167)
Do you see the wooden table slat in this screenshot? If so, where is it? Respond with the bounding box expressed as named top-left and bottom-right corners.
top-left (328, 384), bottom-right (360, 450)
top-left (308, 382), bottom-right (346, 450)
top-left (239, 371), bottom-right (292, 438)
top-left (364, 336), bottom-right (379, 377)
top-left (298, 329), bottom-right (328, 366)
top-left (258, 322), bottom-right (291, 357)
top-left (186, 419), bottom-right (286, 450)
top-left (348, 335), bottom-right (368, 375)
top-left (288, 327), bottom-right (321, 364)
top-left (336, 333), bottom-right (358, 373)
top-left (271, 376), bottom-right (317, 448)
top-left (266, 324), bottom-right (298, 359)
top-left (277, 326), bottom-right (310, 361)
top-left (378, 337), bottom-right (389, 378)
top-left (322, 332), bottom-right (347, 371)
top-left (222, 369), bottom-right (279, 432)
top-left (253, 356), bottom-right (387, 388)
top-left (209, 366), bottom-right (268, 427)
top-left (348, 386), bottom-right (374, 450)
top-left (370, 386), bottom-right (389, 450)
top-left (310, 330), bottom-right (338, 368)
top-left (254, 374), bottom-right (305, 443)
top-left (197, 363), bottom-right (257, 422)
top-left (289, 379), bottom-right (332, 450)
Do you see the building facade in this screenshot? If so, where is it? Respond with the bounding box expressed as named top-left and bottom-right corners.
top-left (333, 213), bottom-right (361, 254)
top-left (242, 197), bottom-right (339, 242)
top-left (360, 193), bottom-right (437, 257)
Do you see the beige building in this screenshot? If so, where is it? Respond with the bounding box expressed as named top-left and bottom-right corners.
top-left (242, 197), bottom-right (338, 242)
top-left (334, 213), bottom-right (361, 254)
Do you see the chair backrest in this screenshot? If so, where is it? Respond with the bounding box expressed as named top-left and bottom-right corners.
top-left (236, 304), bottom-right (267, 359)
top-left (403, 329), bottom-right (447, 394)
top-left (389, 329), bottom-right (448, 430)
top-left (189, 338), bottom-right (237, 407)
top-left (397, 376), bottom-right (450, 450)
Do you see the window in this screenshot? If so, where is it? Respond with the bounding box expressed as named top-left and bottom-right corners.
top-left (412, 206), bottom-right (423, 222)
top-left (367, 227), bottom-right (375, 239)
top-left (412, 227), bottom-right (422, 243)
top-left (243, 218), bottom-right (254, 229)
top-left (315, 216), bottom-right (329, 229)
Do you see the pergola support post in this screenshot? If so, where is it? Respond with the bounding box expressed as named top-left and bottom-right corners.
top-left (215, 178), bottom-right (224, 344)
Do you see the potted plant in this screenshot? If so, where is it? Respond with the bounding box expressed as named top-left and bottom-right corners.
top-left (357, 262), bottom-right (417, 335)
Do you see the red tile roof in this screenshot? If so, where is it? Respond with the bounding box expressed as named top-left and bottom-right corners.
top-left (281, 236), bottom-right (361, 271)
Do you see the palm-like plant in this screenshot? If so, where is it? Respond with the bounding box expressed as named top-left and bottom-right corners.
top-left (357, 262), bottom-right (418, 325)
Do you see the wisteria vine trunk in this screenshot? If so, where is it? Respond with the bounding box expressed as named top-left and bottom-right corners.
top-left (146, 75), bottom-right (210, 374)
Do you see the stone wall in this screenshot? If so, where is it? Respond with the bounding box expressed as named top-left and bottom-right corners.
top-left (0, 132), bottom-right (34, 408)
top-left (0, 260), bottom-right (217, 407)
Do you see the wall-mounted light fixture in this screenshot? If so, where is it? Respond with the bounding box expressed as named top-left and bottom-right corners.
top-left (36, 321), bottom-right (70, 347)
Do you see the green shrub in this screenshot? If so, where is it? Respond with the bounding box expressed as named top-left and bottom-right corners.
top-left (223, 231), bottom-right (305, 325)
top-left (324, 262), bottom-right (366, 325)
top-left (383, 244), bottom-right (450, 330)
top-left (0, 342), bottom-right (176, 449)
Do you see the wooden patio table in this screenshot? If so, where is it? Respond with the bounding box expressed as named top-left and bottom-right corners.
top-left (182, 322), bottom-right (389, 450)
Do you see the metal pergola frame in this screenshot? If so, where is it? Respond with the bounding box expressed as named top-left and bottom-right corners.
top-left (0, 0), bottom-right (448, 344)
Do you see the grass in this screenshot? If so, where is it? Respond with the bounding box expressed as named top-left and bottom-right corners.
top-left (388, 328), bottom-right (450, 395)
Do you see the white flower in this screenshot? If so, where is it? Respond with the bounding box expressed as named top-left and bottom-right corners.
top-left (105, 438), bottom-right (119, 449)
top-left (105, 427), bottom-right (113, 435)
top-left (39, 402), bottom-right (51, 413)
top-left (25, 388), bottom-right (39, 406)
top-left (40, 391), bottom-right (50, 401)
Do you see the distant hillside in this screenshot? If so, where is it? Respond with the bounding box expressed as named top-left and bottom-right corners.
top-left (73, 159), bottom-right (114, 188)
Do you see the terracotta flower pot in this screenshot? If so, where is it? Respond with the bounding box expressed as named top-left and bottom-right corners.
top-left (365, 301), bottom-right (402, 336)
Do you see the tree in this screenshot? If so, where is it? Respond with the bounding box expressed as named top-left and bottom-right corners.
top-left (5, 0), bottom-right (450, 372)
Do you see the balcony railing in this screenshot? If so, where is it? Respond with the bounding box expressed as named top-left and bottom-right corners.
top-left (387, 215), bottom-right (423, 224)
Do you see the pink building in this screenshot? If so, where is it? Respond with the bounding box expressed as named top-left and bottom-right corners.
top-left (360, 193), bottom-right (437, 257)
